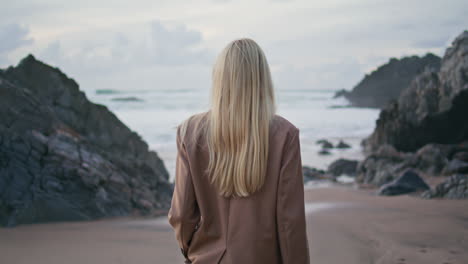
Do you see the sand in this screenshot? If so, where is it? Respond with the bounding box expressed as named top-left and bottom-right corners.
top-left (1, 186), bottom-right (467, 264)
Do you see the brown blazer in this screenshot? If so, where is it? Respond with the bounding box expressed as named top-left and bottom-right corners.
top-left (168, 113), bottom-right (309, 264)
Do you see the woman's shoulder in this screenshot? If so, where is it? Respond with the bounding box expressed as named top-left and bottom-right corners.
top-left (271, 114), bottom-right (299, 136)
top-left (182, 111), bottom-right (209, 126)
top-left (176, 111), bottom-right (209, 144)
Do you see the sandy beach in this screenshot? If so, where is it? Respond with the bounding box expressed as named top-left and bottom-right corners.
top-left (1, 186), bottom-right (467, 264)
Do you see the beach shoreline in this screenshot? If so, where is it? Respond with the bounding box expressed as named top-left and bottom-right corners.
top-left (1, 185), bottom-right (466, 264)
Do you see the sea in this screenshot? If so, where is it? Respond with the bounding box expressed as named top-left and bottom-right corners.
top-left (86, 88), bottom-right (380, 181)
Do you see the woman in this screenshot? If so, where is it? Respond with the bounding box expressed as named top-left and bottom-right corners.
top-left (168, 38), bottom-right (309, 264)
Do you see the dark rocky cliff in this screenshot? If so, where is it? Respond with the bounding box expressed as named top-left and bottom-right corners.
top-left (363, 31), bottom-right (468, 153)
top-left (355, 31), bottom-right (468, 199)
top-left (0, 55), bottom-right (173, 227)
top-left (336, 53), bottom-right (441, 108)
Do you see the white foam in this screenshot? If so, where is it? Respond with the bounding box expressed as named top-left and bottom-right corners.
top-left (336, 175), bottom-right (355, 184)
top-left (304, 202), bottom-right (341, 214)
top-left (305, 180), bottom-right (335, 189)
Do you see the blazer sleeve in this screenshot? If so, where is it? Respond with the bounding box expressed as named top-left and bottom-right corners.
top-left (168, 127), bottom-right (200, 261)
top-left (277, 129), bottom-right (310, 264)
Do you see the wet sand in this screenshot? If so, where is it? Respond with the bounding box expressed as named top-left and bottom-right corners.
top-left (1, 186), bottom-right (467, 264)
top-left (305, 186), bottom-right (468, 264)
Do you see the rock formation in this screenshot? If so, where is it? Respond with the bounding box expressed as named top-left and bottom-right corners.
top-left (378, 169), bottom-right (429, 196)
top-left (422, 174), bottom-right (467, 199)
top-left (363, 31), bottom-right (468, 153)
top-left (0, 55), bottom-right (173, 227)
top-left (354, 33), bottom-right (468, 200)
top-left (327, 159), bottom-right (358, 177)
top-left (302, 166), bottom-right (329, 183)
top-left (356, 144), bottom-right (451, 186)
top-left (335, 140), bottom-right (351, 149)
top-left (356, 142), bottom-right (468, 200)
top-left (335, 53), bottom-right (441, 108)
top-left (316, 139), bottom-right (333, 149)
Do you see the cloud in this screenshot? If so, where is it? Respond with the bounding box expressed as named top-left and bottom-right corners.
top-left (3, 0), bottom-right (468, 92)
top-left (147, 20), bottom-right (211, 65)
top-left (412, 35), bottom-right (452, 49)
top-left (0, 24), bottom-right (33, 64)
top-left (272, 58), bottom-right (366, 91)
top-left (36, 20), bottom-right (213, 91)
top-left (40, 20), bottom-right (211, 70)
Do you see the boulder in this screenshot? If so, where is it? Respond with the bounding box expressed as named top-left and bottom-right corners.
top-left (443, 159), bottom-right (468, 174)
top-left (336, 53), bottom-right (441, 108)
top-left (356, 144), bottom-right (413, 186)
top-left (302, 166), bottom-right (329, 183)
top-left (378, 169), bottom-right (430, 196)
top-left (363, 31), bottom-right (468, 153)
top-left (422, 174), bottom-right (468, 199)
top-left (357, 143), bottom-right (455, 186)
top-left (410, 144), bottom-right (450, 175)
top-left (327, 159), bottom-right (358, 177)
top-left (0, 55), bottom-right (173, 227)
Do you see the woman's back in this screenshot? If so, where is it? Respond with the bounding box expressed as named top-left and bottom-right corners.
top-left (169, 112), bottom-right (309, 264)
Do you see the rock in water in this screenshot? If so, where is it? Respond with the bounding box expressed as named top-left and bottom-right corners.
top-left (327, 159), bottom-right (358, 176)
top-left (378, 169), bottom-right (430, 196)
top-left (318, 149), bottom-right (331, 155)
top-left (0, 55), bottom-right (173, 227)
top-left (316, 139), bottom-right (333, 149)
top-left (335, 140), bottom-right (351, 149)
top-left (364, 31), bottom-right (468, 153)
top-left (333, 89), bottom-right (348, 98)
top-left (422, 174), bottom-right (467, 199)
top-left (335, 54), bottom-right (441, 108)
top-left (111, 96), bottom-right (144, 102)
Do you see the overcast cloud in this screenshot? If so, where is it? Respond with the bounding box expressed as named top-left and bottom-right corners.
top-left (1, 0), bottom-right (467, 91)
top-left (0, 24), bottom-right (33, 64)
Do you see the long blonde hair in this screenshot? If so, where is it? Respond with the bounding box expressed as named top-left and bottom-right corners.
top-left (192, 38), bottom-right (276, 197)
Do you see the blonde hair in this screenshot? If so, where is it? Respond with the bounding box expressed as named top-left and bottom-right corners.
top-left (191, 38), bottom-right (276, 197)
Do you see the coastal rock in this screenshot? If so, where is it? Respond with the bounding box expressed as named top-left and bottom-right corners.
top-left (363, 31), bottom-right (468, 153)
top-left (411, 144), bottom-right (451, 175)
top-left (111, 96), bottom-right (144, 102)
top-left (327, 159), bottom-right (358, 177)
top-left (318, 149), bottom-right (331, 155)
top-left (453, 151), bottom-right (468, 162)
top-left (316, 139), bottom-right (333, 149)
top-left (378, 169), bottom-right (429, 196)
top-left (356, 143), bottom-right (453, 186)
top-left (335, 53), bottom-right (441, 108)
top-left (443, 159), bottom-right (468, 174)
top-left (333, 89), bottom-right (348, 98)
top-left (0, 55), bottom-right (173, 227)
top-left (422, 174), bottom-right (468, 199)
top-left (356, 144), bottom-right (413, 186)
top-left (335, 140), bottom-right (351, 149)
top-left (302, 166), bottom-right (330, 183)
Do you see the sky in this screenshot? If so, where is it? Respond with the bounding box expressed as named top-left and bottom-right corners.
top-left (1, 0), bottom-right (467, 92)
